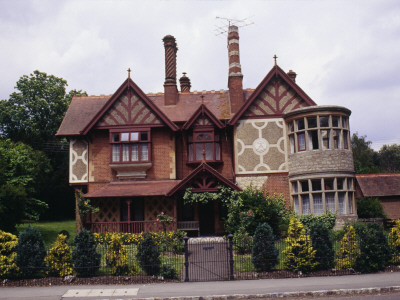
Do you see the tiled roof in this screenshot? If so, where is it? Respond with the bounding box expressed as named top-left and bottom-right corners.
top-left (56, 89), bottom-right (255, 136)
top-left (356, 173), bottom-right (400, 197)
top-left (84, 180), bottom-right (181, 198)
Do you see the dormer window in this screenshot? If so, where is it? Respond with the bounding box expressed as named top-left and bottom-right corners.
top-left (188, 128), bottom-right (221, 163)
top-left (110, 129), bottom-right (151, 163)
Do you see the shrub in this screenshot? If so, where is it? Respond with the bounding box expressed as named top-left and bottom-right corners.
top-left (16, 226), bottom-right (46, 277)
top-left (356, 197), bottom-right (385, 218)
top-left (233, 227), bottom-right (253, 255)
top-left (0, 230), bottom-right (19, 278)
top-left (282, 218), bottom-right (318, 273)
top-left (136, 232), bottom-right (161, 276)
top-left (105, 234), bottom-right (136, 276)
top-left (300, 212), bottom-right (336, 232)
top-left (389, 220), bottom-right (400, 265)
top-left (44, 234), bottom-right (73, 277)
top-left (72, 229), bottom-right (101, 277)
top-left (225, 186), bottom-right (290, 237)
top-left (354, 223), bottom-right (391, 273)
top-left (0, 184), bottom-right (27, 232)
top-left (308, 222), bottom-right (334, 270)
top-left (251, 223), bottom-right (278, 271)
top-left (160, 264), bottom-right (179, 280)
top-left (335, 225), bottom-right (360, 270)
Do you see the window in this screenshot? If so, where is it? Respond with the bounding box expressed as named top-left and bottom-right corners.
top-left (110, 129), bottom-right (150, 163)
top-left (291, 177), bottom-right (355, 216)
top-left (188, 128), bottom-right (221, 162)
top-left (287, 115), bottom-right (350, 153)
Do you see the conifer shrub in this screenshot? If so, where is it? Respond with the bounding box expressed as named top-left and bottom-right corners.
top-left (354, 223), bottom-right (391, 273)
top-left (308, 222), bottom-right (334, 270)
top-left (44, 234), bottom-right (73, 277)
top-left (0, 230), bottom-right (19, 278)
top-left (16, 226), bottom-right (45, 277)
top-left (251, 223), bottom-right (278, 271)
top-left (72, 229), bottom-right (100, 277)
top-left (389, 220), bottom-right (400, 265)
top-left (105, 234), bottom-right (137, 276)
top-left (335, 225), bottom-right (360, 270)
top-left (136, 232), bottom-right (161, 276)
top-left (233, 226), bottom-right (253, 255)
top-left (282, 218), bottom-right (318, 273)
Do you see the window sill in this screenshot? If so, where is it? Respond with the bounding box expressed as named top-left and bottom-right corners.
top-left (110, 162), bottom-right (152, 179)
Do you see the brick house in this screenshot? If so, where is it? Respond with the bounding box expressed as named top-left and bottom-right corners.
top-left (57, 26), bottom-right (357, 235)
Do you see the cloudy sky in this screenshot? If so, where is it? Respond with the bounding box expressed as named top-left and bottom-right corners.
top-left (1, 0), bottom-right (399, 149)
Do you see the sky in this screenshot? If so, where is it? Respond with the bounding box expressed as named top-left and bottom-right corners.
top-left (0, 0), bottom-right (399, 150)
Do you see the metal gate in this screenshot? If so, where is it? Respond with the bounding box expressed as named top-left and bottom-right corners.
top-left (183, 235), bottom-right (234, 282)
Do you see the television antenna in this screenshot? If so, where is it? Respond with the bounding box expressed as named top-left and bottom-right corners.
top-left (214, 16), bottom-right (254, 37)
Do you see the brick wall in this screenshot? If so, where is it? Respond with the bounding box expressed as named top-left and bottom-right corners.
top-left (380, 197), bottom-right (400, 219)
top-left (89, 130), bottom-right (112, 183)
top-left (147, 127), bottom-right (174, 179)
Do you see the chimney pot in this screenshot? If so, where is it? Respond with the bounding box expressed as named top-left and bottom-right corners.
top-left (179, 72), bottom-right (191, 93)
top-left (287, 70), bottom-right (297, 82)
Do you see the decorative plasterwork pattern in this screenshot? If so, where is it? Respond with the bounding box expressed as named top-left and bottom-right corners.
top-left (97, 93), bottom-right (162, 127)
top-left (244, 79), bottom-right (307, 117)
top-left (235, 118), bottom-right (288, 174)
top-left (70, 138), bottom-right (88, 183)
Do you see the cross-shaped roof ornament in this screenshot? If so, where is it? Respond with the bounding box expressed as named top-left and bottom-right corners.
top-left (273, 54), bottom-right (278, 66)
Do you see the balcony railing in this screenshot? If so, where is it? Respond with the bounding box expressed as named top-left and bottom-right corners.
top-left (87, 221), bottom-right (177, 233)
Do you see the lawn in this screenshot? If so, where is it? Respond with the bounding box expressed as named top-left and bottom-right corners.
top-left (16, 219), bottom-right (76, 246)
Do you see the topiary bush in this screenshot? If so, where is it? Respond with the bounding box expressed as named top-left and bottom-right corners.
top-left (233, 226), bottom-right (253, 255)
top-left (0, 230), bottom-right (19, 279)
top-left (72, 229), bottom-right (101, 277)
top-left (251, 223), bottom-right (278, 272)
top-left (44, 234), bottom-right (73, 277)
top-left (389, 220), bottom-right (400, 265)
top-left (105, 234), bottom-right (137, 276)
top-left (308, 222), bottom-right (334, 270)
top-left (335, 225), bottom-right (360, 270)
top-left (136, 232), bottom-right (161, 276)
top-left (16, 225), bottom-right (46, 277)
top-left (282, 218), bottom-right (318, 273)
top-left (354, 223), bottom-right (391, 273)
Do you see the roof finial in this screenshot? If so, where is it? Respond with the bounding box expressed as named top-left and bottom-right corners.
top-left (201, 94), bottom-right (205, 105)
top-left (73, 89), bottom-right (77, 96)
top-left (202, 149), bottom-right (206, 162)
top-left (273, 54), bottom-right (278, 66)
top-left (127, 68), bottom-right (131, 79)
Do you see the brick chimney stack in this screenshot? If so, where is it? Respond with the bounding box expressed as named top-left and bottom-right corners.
top-left (179, 72), bottom-right (191, 92)
top-left (163, 35), bottom-right (178, 105)
top-left (287, 70), bottom-right (297, 83)
top-left (227, 25), bottom-right (244, 114)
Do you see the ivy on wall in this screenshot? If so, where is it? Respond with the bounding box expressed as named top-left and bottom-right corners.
top-left (183, 186), bottom-right (238, 205)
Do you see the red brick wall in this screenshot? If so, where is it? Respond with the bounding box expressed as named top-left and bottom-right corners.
top-left (147, 127), bottom-right (174, 179)
top-left (89, 130), bottom-right (112, 183)
top-left (263, 173), bottom-right (291, 208)
top-left (380, 197), bottom-right (400, 219)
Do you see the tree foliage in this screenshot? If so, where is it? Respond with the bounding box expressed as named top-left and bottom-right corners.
top-left (378, 144), bottom-right (400, 173)
top-left (136, 232), bottom-right (161, 276)
top-left (72, 229), bottom-right (100, 277)
top-left (225, 187), bottom-right (290, 237)
top-left (251, 223), bottom-right (279, 272)
top-left (351, 133), bottom-right (380, 174)
top-left (44, 234), bottom-right (73, 277)
top-left (308, 222), bottom-right (334, 270)
top-left (356, 197), bottom-right (385, 219)
top-left (389, 220), bottom-right (400, 265)
top-left (335, 225), bottom-right (360, 270)
top-left (0, 230), bottom-right (19, 278)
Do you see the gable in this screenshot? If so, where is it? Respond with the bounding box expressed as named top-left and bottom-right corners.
top-left (96, 91), bottom-right (163, 127)
top-left (229, 65), bottom-right (316, 125)
top-left (182, 104), bottom-right (225, 130)
top-left (243, 78), bottom-right (308, 117)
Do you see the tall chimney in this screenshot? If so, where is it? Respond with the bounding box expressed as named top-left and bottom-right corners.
top-left (227, 25), bottom-right (244, 114)
top-left (179, 72), bottom-right (191, 92)
top-left (163, 35), bottom-right (178, 105)
top-left (287, 70), bottom-right (297, 82)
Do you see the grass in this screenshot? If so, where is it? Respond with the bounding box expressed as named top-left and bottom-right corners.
top-left (16, 220), bottom-right (76, 246)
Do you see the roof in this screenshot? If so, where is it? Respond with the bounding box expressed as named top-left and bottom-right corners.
top-left (57, 88), bottom-right (254, 136)
top-left (356, 173), bottom-right (400, 197)
top-left (84, 180), bottom-right (181, 198)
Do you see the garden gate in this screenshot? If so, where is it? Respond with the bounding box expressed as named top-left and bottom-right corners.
top-left (183, 235), bottom-right (234, 282)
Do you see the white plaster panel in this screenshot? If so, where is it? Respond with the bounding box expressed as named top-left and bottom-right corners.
top-left (70, 138), bottom-right (88, 183)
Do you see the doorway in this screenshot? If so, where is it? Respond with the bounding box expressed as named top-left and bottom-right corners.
top-left (199, 201), bottom-right (215, 235)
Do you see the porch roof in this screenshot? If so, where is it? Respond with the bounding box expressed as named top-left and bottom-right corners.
top-left (84, 180), bottom-right (182, 198)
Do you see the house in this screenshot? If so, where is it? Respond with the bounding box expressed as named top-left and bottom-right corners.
top-left (57, 26), bottom-right (357, 235)
top-left (356, 173), bottom-right (400, 220)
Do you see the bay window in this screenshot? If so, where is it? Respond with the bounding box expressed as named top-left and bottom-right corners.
top-left (188, 128), bottom-right (221, 163)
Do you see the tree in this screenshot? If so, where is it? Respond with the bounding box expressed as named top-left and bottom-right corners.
top-left (378, 144), bottom-right (400, 173)
top-left (351, 133), bottom-right (380, 174)
top-left (335, 225), bottom-right (360, 270)
top-left (136, 232), bottom-right (161, 276)
top-left (251, 223), bottom-right (279, 271)
top-left (0, 70), bottom-right (85, 145)
top-left (308, 222), bottom-right (334, 270)
top-left (356, 197), bottom-right (385, 219)
top-left (0, 140), bottom-right (51, 229)
top-left (0, 70), bottom-right (86, 221)
top-left (72, 229), bottom-right (101, 277)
